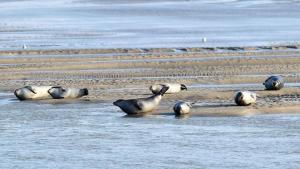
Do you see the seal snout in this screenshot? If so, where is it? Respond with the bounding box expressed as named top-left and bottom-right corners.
top-left (113, 99), bottom-right (123, 106)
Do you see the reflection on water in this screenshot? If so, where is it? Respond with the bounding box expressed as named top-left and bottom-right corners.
top-left (0, 93), bottom-right (300, 169)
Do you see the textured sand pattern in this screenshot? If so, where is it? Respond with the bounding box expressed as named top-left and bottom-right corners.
top-left (1, 46), bottom-right (300, 116)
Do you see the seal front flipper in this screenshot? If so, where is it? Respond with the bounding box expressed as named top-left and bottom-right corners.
top-left (24, 86), bottom-right (37, 94)
top-left (130, 99), bottom-right (143, 110)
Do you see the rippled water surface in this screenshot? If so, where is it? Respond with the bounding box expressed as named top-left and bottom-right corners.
top-left (1, 0), bottom-right (300, 50)
top-left (1, 92), bottom-right (300, 169)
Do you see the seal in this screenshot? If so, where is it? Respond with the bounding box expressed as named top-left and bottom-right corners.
top-left (173, 101), bottom-right (192, 116)
top-left (263, 75), bottom-right (284, 90)
top-left (149, 83), bottom-right (187, 94)
top-left (47, 87), bottom-right (89, 99)
top-left (234, 91), bottom-right (257, 106)
top-left (14, 86), bottom-right (53, 100)
top-left (113, 86), bottom-right (169, 115)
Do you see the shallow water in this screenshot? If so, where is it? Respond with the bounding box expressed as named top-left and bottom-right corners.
top-left (1, 92), bottom-right (300, 169)
top-left (1, 0), bottom-right (300, 50)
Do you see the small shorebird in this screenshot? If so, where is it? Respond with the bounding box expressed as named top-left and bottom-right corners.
top-left (22, 44), bottom-right (27, 49)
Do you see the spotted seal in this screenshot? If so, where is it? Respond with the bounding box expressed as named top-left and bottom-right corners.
top-left (47, 87), bottom-right (88, 99)
top-left (234, 91), bottom-right (257, 106)
top-left (173, 101), bottom-right (192, 116)
top-left (263, 75), bottom-right (284, 90)
top-left (150, 83), bottom-right (187, 94)
top-left (14, 86), bottom-right (53, 100)
top-left (114, 86), bottom-right (169, 115)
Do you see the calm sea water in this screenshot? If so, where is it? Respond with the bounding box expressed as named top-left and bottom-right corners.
top-left (1, 92), bottom-right (299, 169)
top-left (1, 0), bottom-right (300, 50)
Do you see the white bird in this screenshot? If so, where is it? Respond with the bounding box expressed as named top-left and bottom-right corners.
top-left (22, 44), bottom-right (27, 49)
top-left (202, 37), bottom-right (207, 43)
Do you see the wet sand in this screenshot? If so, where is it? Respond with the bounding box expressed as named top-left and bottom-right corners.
top-left (1, 45), bottom-right (300, 116)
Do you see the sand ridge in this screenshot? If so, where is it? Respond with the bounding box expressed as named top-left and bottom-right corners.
top-left (1, 45), bottom-right (300, 116)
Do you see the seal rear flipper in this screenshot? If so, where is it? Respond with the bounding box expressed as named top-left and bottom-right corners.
top-left (157, 85), bottom-right (170, 96)
top-left (14, 91), bottom-right (26, 101)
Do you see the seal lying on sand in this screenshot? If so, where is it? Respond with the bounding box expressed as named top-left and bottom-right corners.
top-left (234, 91), bottom-right (257, 106)
top-left (150, 83), bottom-right (187, 94)
top-left (48, 87), bottom-right (88, 99)
top-left (173, 101), bottom-right (192, 116)
top-left (14, 86), bottom-right (53, 100)
top-left (113, 86), bottom-right (169, 115)
top-left (263, 75), bottom-right (284, 90)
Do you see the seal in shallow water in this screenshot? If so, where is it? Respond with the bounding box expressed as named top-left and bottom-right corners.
top-left (149, 83), bottom-right (187, 94)
top-left (14, 86), bottom-right (53, 100)
top-left (48, 87), bottom-right (88, 99)
top-left (113, 86), bottom-right (169, 115)
top-left (234, 91), bottom-right (257, 106)
top-left (263, 75), bottom-right (284, 90)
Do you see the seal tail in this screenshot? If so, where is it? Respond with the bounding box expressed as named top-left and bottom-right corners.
top-left (14, 89), bottom-right (22, 100)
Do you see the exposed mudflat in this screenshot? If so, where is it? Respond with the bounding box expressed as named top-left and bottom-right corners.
top-left (1, 46), bottom-right (300, 116)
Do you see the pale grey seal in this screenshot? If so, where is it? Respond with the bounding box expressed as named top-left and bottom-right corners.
top-left (113, 86), bottom-right (169, 115)
top-left (234, 91), bottom-right (257, 106)
top-left (149, 83), bottom-right (187, 94)
top-left (263, 75), bottom-right (284, 90)
top-left (173, 101), bottom-right (192, 116)
top-left (14, 86), bottom-right (53, 100)
top-left (47, 87), bottom-right (88, 99)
